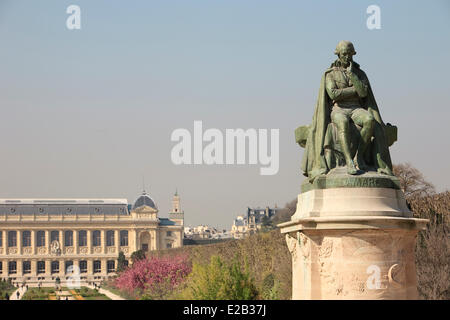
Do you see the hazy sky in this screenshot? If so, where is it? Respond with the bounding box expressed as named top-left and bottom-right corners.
top-left (0, 0), bottom-right (449, 229)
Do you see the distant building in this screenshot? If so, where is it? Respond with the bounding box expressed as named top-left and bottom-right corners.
top-left (230, 205), bottom-right (279, 239)
top-left (246, 206), bottom-right (279, 235)
top-left (0, 190), bottom-right (184, 286)
top-left (184, 225), bottom-right (218, 240)
top-left (230, 216), bottom-right (248, 239)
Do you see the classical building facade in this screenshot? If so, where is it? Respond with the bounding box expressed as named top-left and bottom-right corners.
top-left (230, 206), bottom-right (279, 239)
top-left (246, 206), bottom-right (278, 235)
top-left (0, 191), bottom-right (184, 285)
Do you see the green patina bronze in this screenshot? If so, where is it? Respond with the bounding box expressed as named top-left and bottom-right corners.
top-left (300, 168), bottom-right (401, 193)
top-left (297, 41), bottom-right (398, 189)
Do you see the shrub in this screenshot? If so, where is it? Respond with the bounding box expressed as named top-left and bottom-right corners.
top-left (181, 255), bottom-right (258, 300)
top-left (131, 249), bottom-right (147, 263)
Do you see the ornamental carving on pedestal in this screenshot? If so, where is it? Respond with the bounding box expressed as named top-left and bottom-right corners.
top-left (298, 232), bottom-right (310, 259)
top-left (317, 237), bottom-right (344, 298)
top-left (285, 234), bottom-right (298, 261)
top-left (388, 263), bottom-right (406, 288)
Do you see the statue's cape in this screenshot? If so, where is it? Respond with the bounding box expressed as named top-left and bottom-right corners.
top-left (301, 61), bottom-right (393, 182)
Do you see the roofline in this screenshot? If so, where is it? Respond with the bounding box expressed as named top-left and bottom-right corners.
top-left (0, 199), bottom-right (129, 205)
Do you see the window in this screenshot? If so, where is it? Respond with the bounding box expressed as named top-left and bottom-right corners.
top-left (78, 230), bottom-right (87, 246)
top-left (0, 231), bottom-right (2, 247)
top-left (51, 231), bottom-right (59, 243)
top-left (120, 231), bottom-right (128, 246)
top-left (23, 261), bottom-right (31, 274)
top-left (64, 231), bottom-right (73, 246)
top-left (166, 243), bottom-right (172, 249)
top-left (92, 230), bottom-right (101, 247)
top-left (22, 231), bottom-right (31, 247)
top-left (36, 231), bottom-right (45, 247)
top-left (8, 261), bottom-right (17, 274)
top-left (37, 261), bottom-right (45, 274)
top-left (107, 260), bottom-right (115, 273)
top-left (106, 230), bottom-right (114, 246)
top-left (65, 261), bottom-right (73, 274)
top-left (51, 261), bottom-right (59, 274)
top-left (79, 261), bottom-right (87, 273)
top-left (166, 231), bottom-right (173, 237)
top-left (0, 261), bottom-right (2, 273)
top-left (93, 260), bottom-right (101, 273)
top-left (8, 231), bottom-right (17, 247)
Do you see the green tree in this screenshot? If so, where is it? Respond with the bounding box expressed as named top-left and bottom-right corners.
top-left (260, 216), bottom-right (275, 232)
top-left (117, 251), bottom-right (127, 272)
top-left (183, 255), bottom-right (258, 300)
top-left (130, 249), bottom-right (146, 263)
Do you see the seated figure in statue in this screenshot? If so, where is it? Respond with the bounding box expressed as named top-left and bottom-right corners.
top-left (297, 40), bottom-right (396, 182)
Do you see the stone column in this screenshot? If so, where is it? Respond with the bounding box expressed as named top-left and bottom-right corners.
top-left (133, 229), bottom-right (138, 252)
top-left (31, 230), bottom-right (36, 255)
top-left (1, 231), bottom-right (6, 255)
top-left (73, 229), bottom-right (78, 255)
top-left (59, 230), bottom-right (64, 253)
top-left (279, 185), bottom-right (428, 300)
top-left (101, 259), bottom-right (107, 276)
top-left (45, 260), bottom-right (51, 277)
top-left (73, 260), bottom-right (79, 272)
top-left (59, 259), bottom-right (65, 277)
top-left (17, 230), bottom-right (22, 255)
top-left (115, 230), bottom-right (120, 254)
top-left (87, 230), bottom-right (92, 254)
top-left (87, 259), bottom-right (93, 278)
top-left (152, 229), bottom-right (157, 250)
top-left (31, 260), bottom-right (37, 278)
top-left (17, 258), bottom-right (23, 277)
top-left (4, 259), bottom-right (9, 277)
top-left (45, 230), bottom-right (50, 255)
top-left (101, 230), bottom-right (106, 254)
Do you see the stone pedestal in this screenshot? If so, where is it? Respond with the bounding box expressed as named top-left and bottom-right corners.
top-left (279, 171), bottom-right (428, 300)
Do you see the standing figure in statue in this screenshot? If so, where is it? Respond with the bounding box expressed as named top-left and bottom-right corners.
top-left (299, 40), bottom-right (395, 182)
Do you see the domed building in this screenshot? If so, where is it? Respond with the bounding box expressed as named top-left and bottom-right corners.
top-left (0, 190), bottom-right (184, 286)
top-left (133, 191), bottom-right (158, 211)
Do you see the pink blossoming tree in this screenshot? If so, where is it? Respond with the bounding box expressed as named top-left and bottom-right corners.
top-left (114, 254), bottom-right (191, 299)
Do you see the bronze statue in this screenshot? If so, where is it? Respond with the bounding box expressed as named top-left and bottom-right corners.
top-left (296, 41), bottom-right (397, 183)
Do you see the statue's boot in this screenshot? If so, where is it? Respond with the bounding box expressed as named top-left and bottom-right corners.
top-left (346, 159), bottom-right (358, 175)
